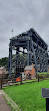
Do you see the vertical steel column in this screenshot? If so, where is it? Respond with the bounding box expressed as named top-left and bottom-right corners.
top-left (43, 46), bottom-right (47, 72)
top-left (30, 37), bottom-right (37, 74)
top-left (16, 47), bottom-right (19, 65)
top-left (40, 43), bottom-right (43, 72)
top-left (8, 46), bottom-right (10, 73)
top-left (9, 42), bottom-right (12, 75)
top-left (29, 40), bottom-right (31, 65)
top-left (23, 48), bottom-right (24, 58)
top-left (39, 49), bottom-right (42, 72)
top-left (44, 46), bottom-right (48, 72)
top-left (27, 40), bottom-right (29, 65)
top-left (42, 51), bottom-right (45, 72)
top-left (36, 41), bottom-right (38, 72)
top-left (36, 42), bottom-right (38, 59)
top-left (23, 48), bottom-right (25, 67)
top-left (16, 48), bottom-right (17, 73)
top-left (44, 51), bottom-right (48, 72)
top-left (46, 52), bottom-right (48, 72)
top-left (37, 44), bottom-right (42, 72)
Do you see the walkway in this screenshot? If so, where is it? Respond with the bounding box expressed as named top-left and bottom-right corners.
top-left (0, 91), bottom-right (11, 111)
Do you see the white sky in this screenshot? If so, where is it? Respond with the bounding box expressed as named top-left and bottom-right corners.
top-left (0, 0), bottom-right (49, 58)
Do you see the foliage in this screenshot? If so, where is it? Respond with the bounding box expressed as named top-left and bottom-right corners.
top-left (0, 57), bottom-right (8, 67)
top-left (3, 80), bottom-right (49, 111)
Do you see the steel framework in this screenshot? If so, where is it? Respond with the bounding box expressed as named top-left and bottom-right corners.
top-left (9, 28), bottom-right (48, 75)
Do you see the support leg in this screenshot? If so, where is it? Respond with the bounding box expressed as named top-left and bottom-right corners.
top-left (27, 40), bottom-right (29, 65)
top-left (46, 98), bottom-right (49, 111)
top-left (9, 43), bottom-right (12, 75)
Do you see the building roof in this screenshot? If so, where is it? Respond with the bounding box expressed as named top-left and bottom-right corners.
top-left (24, 65), bottom-right (35, 71)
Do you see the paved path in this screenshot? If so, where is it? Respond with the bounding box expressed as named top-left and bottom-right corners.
top-left (0, 91), bottom-right (11, 111)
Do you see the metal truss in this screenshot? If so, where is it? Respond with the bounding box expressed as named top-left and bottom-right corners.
top-left (8, 28), bottom-right (48, 75)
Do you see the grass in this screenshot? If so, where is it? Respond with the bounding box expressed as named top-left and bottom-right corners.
top-left (38, 72), bottom-right (49, 75)
top-left (3, 80), bottom-right (49, 111)
top-left (14, 79), bottom-right (37, 85)
top-left (23, 79), bottom-right (37, 83)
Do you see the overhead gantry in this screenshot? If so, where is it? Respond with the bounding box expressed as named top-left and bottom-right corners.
top-left (8, 28), bottom-right (48, 75)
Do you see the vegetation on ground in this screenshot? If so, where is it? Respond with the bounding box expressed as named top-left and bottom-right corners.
top-left (3, 80), bottom-right (49, 111)
top-left (23, 79), bottom-right (37, 83)
top-left (38, 72), bottom-right (49, 75)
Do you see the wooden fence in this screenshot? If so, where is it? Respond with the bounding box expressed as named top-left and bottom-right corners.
top-left (0, 73), bottom-right (49, 89)
top-left (37, 74), bottom-right (49, 82)
top-left (0, 74), bottom-right (22, 89)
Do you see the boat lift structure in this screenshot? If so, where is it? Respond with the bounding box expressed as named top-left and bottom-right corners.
top-left (8, 28), bottom-right (48, 76)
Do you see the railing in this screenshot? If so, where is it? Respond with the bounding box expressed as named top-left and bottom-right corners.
top-left (0, 74), bottom-right (22, 89)
top-left (36, 74), bottom-right (49, 82)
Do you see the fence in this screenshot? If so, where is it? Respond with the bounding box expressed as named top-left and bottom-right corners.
top-left (0, 73), bottom-right (49, 89)
top-left (37, 74), bottom-right (49, 82)
top-left (0, 74), bottom-right (22, 89)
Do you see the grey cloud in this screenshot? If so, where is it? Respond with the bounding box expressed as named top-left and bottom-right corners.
top-left (0, 0), bottom-right (49, 58)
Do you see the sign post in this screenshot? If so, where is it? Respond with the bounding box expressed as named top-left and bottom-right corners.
top-left (42, 88), bottom-right (49, 111)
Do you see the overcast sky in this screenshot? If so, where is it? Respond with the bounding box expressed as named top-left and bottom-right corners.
top-left (0, 0), bottom-right (49, 58)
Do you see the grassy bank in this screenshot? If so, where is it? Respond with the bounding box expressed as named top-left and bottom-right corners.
top-left (3, 80), bottom-right (49, 111)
